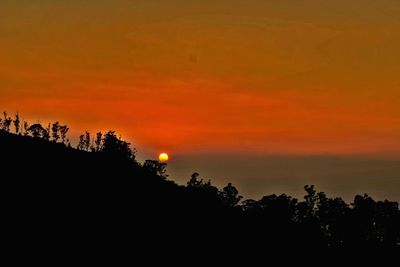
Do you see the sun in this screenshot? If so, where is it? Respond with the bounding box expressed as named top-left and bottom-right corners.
top-left (159, 153), bottom-right (169, 162)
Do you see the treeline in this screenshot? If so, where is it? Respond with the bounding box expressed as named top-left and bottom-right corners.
top-left (0, 111), bottom-right (167, 178)
top-left (0, 111), bottom-right (70, 144)
top-left (185, 173), bottom-right (399, 247)
top-left (1, 111), bottom-right (399, 249)
top-left (0, 111), bottom-right (135, 158)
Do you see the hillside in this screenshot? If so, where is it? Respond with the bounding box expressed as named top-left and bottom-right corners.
top-left (1, 130), bottom-right (240, 254)
top-left (1, 130), bottom-right (399, 257)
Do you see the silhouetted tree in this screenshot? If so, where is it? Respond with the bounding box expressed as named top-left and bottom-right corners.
top-left (220, 183), bottom-right (243, 207)
top-left (187, 172), bottom-right (203, 187)
top-left (258, 194), bottom-right (298, 222)
top-left (311, 192), bottom-right (349, 246)
top-left (13, 113), bottom-right (20, 134)
top-left (77, 134), bottom-right (85, 150)
top-left (143, 160), bottom-right (167, 178)
top-left (2, 112), bottom-right (12, 132)
top-left (84, 131), bottom-right (91, 151)
top-left (186, 173), bottom-right (220, 201)
top-left (27, 124), bottom-right (46, 138)
top-left (304, 185), bottom-right (317, 211)
top-left (43, 123), bottom-right (51, 141)
top-left (101, 131), bottom-right (135, 160)
top-left (60, 125), bottom-right (69, 144)
top-left (95, 132), bottom-right (103, 152)
top-left (375, 200), bottom-right (400, 246)
top-left (201, 179), bottom-right (220, 198)
top-left (23, 121), bottom-right (29, 136)
top-left (350, 194), bottom-right (377, 244)
top-left (52, 122), bottom-right (60, 142)
top-left (241, 199), bottom-right (262, 214)
top-left (297, 185), bottom-right (318, 221)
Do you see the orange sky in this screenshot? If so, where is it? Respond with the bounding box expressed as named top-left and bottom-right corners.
top-left (1, 0), bottom-right (400, 158)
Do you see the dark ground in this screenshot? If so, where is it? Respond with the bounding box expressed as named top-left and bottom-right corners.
top-left (1, 130), bottom-right (399, 261)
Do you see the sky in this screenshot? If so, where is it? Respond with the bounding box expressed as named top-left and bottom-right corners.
top-left (1, 1), bottom-right (400, 200)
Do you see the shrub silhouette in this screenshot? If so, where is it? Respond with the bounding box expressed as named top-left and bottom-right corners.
top-left (101, 131), bottom-right (135, 160)
top-left (0, 111), bottom-right (399, 255)
top-left (2, 112), bottom-right (12, 132)
top-left (27, 123), bottom-right (47, 138)
top-left (60, 125), bottom-right (69, 144)
top-left (13, 113), bottom-right (20, 134)
top-left (220, 182), bottom-right (243, 207)
top-left (51, 122), bottom-right (60, 142)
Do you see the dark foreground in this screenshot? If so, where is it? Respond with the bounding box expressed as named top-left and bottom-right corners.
top-left (1, 130), bottom-right (399, 260)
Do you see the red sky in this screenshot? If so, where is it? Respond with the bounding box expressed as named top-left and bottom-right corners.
top-left (1, 0), bottom-right (400, 159)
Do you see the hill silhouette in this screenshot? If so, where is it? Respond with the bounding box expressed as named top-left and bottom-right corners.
top-left (1, 114), bottom-right (399, 259)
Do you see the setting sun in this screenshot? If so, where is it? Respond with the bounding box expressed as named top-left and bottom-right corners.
top-left (1, 1), bottom-right (400, 252)
top-left (159, 153), bottom-right (169, 162)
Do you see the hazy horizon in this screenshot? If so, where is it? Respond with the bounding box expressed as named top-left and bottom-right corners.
top-left (1, 0), bottom-right (399, 201)
top-left (149, 153), bottom-right (399, 202)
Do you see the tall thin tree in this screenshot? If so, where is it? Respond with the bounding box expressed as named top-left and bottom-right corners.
top-left (2, 112), bottom-right (12, 132)
top-left (23, 121), bottom-right (29, 136)
top-left (77, 134), bottom-right (85, 150)
top-left (59, 125), bottom-right (69, 144)
top-left (95, 132), bottom-right (103, 151)
top-left (84, 131), bottom-right (91, 151)
top-left (13, 113), bottom-right (20, 134)
top-left (51, 122), bottom-right (60, 142)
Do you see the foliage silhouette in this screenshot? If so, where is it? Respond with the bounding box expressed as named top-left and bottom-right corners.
top-left (94, 132), bottom-right (103, 151)
top-left (143, 160), bottom-right (168, 179)
top-left (1, 111), bottom-right (399, 256)
top-left (27, 123), bottom-right (47, 138)
top-left (101, 131), bottom-right (135, 160)
top-left (2, 112), bottom-right (12, 132)
top-left (13, 113), bottom-right (20, 134)
top-left (51, 122), bottom-right (60, 142)
top-left (22, 121), bottom-right (29, 136)
top-left (220, 182), bottom-right (243, 207)
top-left (59, 125), bottom-right (69, 144)
top-left (77, 134), bottom-right (85, 150)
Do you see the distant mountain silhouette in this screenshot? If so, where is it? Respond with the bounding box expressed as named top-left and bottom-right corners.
top-left (1, 113), bottom-right (399, 259)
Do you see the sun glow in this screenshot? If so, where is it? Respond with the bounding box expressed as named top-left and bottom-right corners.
top-left (159, 153), bottom-right (169, 162)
